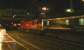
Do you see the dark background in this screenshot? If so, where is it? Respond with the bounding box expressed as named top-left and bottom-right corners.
top-left (0, 0), bottom-right (82, 16)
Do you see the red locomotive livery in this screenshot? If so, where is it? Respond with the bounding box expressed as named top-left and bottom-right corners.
top-left (19, 20), bottom-right (42, 30)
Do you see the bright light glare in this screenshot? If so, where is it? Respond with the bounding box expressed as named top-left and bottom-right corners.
top-left (82, 0), bottom-right (84, 2)
top-left (66, 9), bottom-right (72, 12)
top-left (0, 43), bottom-right (2, 50)
top-left (0, 29), bottom-right (6, 50)
top-left (42, 7), bottom-right (48, 11)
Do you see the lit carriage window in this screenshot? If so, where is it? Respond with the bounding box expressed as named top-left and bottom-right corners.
top-left (65, 19), bottom-right (69, 25)
top-left (79, 18), bottom-right (84, 25)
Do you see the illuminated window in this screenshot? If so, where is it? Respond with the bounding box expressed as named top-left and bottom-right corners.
top-left (79, 18), bottom-right (84, 25)
top-left (65, 19), bottom-right (69, 25)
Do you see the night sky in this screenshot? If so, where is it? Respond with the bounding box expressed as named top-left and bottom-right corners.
top-left (0, 0), bottom-right (10, 8)
top-left (0, 0), bottom-right (81, 16)
top-left (0, 0), bottom-right (80, 9)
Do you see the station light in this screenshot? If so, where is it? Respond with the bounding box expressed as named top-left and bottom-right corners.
top-left (42, 7), bottom-right (48, 11)
top-left (65, 8), bottom-right (74, 13)
top-left (13, 14), bottom-right (16, 18)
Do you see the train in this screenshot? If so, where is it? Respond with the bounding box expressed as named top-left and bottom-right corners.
top-left (17, 20), bottom-right (43, 31)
